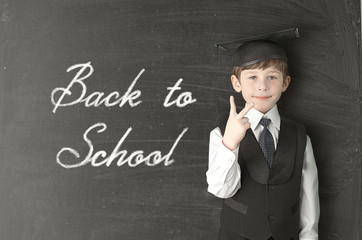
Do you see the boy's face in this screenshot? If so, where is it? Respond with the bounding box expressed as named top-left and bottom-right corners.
top-left (231, 66), bottom-right (290, 113)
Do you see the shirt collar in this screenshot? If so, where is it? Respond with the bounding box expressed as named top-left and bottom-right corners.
top-left (245, 104), bottom-right (281, 131)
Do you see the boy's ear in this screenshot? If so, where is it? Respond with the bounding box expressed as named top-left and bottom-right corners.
top-left (231, 75), bottom-right (242, 92)
top-left (282, 76), bottom-right (291, 92)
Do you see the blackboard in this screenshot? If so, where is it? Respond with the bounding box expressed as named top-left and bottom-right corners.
top-left (0, 0), bottom-right (360, 239)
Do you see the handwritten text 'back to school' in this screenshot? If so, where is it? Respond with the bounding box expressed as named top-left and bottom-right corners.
top-left (51, 62), bottom-right (196, 169)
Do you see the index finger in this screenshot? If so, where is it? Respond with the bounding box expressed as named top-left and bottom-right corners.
top-left (229, 96), bottom-right (237, 116)
top-left (237, 102), bottom-right (254, 118)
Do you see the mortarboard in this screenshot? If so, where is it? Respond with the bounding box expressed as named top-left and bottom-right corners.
top-left (215, 28), bottom-right (300, 67)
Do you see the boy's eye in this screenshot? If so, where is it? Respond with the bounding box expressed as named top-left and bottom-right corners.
top-left (268, 76), bottom-right (277, 80)
top-left (249, 76), bottom-right (256, 80)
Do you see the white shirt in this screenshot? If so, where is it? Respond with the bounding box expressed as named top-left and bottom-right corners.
top-left (206, 105), bottom-right (320, 240)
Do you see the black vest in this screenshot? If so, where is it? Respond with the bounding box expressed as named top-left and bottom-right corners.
top-left (219, 117), bottom-right (306, 240)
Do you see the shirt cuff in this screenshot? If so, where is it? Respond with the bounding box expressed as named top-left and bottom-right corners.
top-left (299, 235), bottom-right (318, 240)
top-left (215, 142), bottom-right (239, 169)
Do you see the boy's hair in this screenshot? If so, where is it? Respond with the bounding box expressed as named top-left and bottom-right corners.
top-left (232, 58), bottom-right (289, 80)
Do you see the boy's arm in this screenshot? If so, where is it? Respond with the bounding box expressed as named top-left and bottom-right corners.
top-left (206, 97), bottom-right (254, 198)
top-left (299, 136), bottom-right (320, 240)
top-left (206, 127), bottom-right (241, 198)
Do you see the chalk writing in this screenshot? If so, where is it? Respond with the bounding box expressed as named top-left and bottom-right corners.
top-left (51, 62), bottom-right (195, 169)
top-left (51, 62), bottom-right (143, 113)
top-left (56, 122), bottom-right (188, 169)
top-left (163, 78), bottom-right (197, 108)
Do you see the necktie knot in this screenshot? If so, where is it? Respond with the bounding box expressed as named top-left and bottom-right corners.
top-left (259, 118), bottom-right (271, 128)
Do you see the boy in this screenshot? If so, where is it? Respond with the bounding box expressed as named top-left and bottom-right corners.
top-left (206, 33), bottom-right (319, 240)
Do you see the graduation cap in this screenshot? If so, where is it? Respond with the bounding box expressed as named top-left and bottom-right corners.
top-left (215, 28), bottom-right (299, 67)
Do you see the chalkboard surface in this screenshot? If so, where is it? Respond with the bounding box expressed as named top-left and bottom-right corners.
top-left (0, 0), bottom-right (360, 239)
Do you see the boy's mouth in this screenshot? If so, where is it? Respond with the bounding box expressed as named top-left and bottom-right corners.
top-left (253, 96), bottom-right (271, 100)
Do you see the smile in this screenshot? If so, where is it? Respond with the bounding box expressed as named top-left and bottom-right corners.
top-left (253, 96), bottom-right (271, 100)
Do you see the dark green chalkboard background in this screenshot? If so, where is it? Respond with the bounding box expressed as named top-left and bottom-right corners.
top-left (0, 0), bottom-right (360, 239)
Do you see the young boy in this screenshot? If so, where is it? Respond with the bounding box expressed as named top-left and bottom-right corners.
top-left (207, 36), bottom-right (320, 240)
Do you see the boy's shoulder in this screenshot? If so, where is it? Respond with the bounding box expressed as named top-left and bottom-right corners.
top-left (279, 117), bottom-right (307, 147)
top-left (280, 116), bottom-right (306, 132)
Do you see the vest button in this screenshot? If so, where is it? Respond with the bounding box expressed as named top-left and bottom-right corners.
top-left (269, 185), bottom-right (274, 191)
top-left (269, 215), bottom-right (276, 221)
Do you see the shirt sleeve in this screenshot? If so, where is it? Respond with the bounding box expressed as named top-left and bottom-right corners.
top-left (299, 135), bottom-right (320, 240)
top-left (206, 127), bottom-right (241, 199)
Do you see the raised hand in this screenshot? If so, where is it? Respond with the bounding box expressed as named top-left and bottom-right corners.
top-left (222, 96), bottom-right (254, 150)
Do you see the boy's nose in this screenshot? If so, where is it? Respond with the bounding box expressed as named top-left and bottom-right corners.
top-left (258, 79), bottom-right (268, 91)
